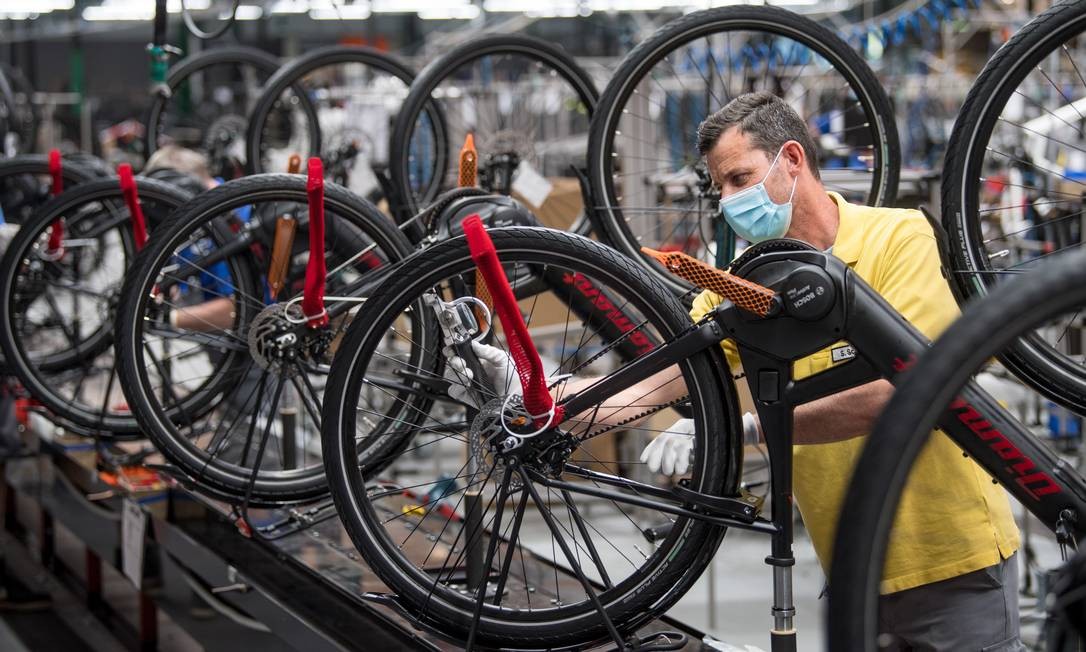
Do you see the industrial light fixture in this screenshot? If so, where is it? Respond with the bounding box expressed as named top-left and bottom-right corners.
top-left (0, 0), bottom-right (74, 19)
top-left (82, 0), bottom-right (211, 21)
top-left (270, 0), bottom-right (309, 14)
top-left (309, 2), bottom-right (372, 20)
top-left (231, 4), bottom-right (263, 20)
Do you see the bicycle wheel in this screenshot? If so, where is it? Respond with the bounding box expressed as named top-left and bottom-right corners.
top-left (942, 0), bottom-right (1086, 412)
top-left (0, 154), bottom-right (103, 226)
top-left (145, 46), bottom-right (287, 180)
top-left (322, 227), bottom-right (740, 648)
top-left (115, 174), bottom-right (416, 504)
top-left (0, 178), bottom-right (190, 434)
top-left (588, 5), bottom-right (899, 294)
top-left (245, 46), bottom-right (417, 203)
top-left (388, 34), bottom-right (597, 228)
top-left (827, 249), bottom-right (1086, 651)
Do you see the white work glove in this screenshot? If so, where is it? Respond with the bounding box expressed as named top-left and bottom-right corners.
top-left (0, 223), bottom-right (18, 253)
top-left (640, 418), bottom-right (695, 476)
top-left (447, 341), bottom-right (522, 405)
top-left (742, 412), bottom-right (762, 445)
top-left (641, 413), bottom-right (762, 476)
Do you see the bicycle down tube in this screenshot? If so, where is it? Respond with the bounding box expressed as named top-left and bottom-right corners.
top-left (552, 244), bottom-right (1086, 652)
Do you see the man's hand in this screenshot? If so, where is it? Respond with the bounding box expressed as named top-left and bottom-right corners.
top-left (447, 341), bottom-right (521, 405)
top-left (641, 413), bottom-right (762, 476)
top-left (640, 418), bottom-right (695, 475)
top-left (742, 412), bottom-right (762, 445)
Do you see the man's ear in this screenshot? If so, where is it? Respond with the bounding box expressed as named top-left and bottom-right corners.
top-left (783, 140), bottom-right (805, 174)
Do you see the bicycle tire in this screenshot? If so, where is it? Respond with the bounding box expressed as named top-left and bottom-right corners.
top-left (322, 227), bottom-right (741, 648)
top-left (387, 34), bottom-right (598, 224)
top-left (0, 177), bottom-right (192, 434)
top-left (941, 0), bottom-right (1086, 412)
top-left (0, 154), bottom-right (103, 226)
top-left (144, 46), bottom-right (283, 168)
top-left (244, 45), bottom-right (416, 178)
top-left (827, 248), bottom-right (1086, 651)
top-left (116, 174), bottom-right (416, 503)
top-left (588, 5), bottom-right (900, 295)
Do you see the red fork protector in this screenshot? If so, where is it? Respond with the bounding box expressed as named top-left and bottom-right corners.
top-left (118, 164), bottom-right (147, 250)
top-left (462, 215), bottom-right (560, 426)
top-left (46, 149), bottom-right (64, 253)
top-left (302, 157), bottom-right (328, 328)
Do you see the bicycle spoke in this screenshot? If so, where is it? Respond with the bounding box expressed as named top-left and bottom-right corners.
top-left (463, 466), bottom-right (513, 652)
top-left (519, 469), bottom-right (626, 649)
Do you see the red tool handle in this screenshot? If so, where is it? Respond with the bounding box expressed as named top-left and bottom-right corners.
top-left (302, 157), bottom-right (328, 328)
top-left (462, 215), bottom-right (560, 426)
top-left (118, 164), bottom-right (147, 251)
top-left (46, 149), bottom-right (64, 253)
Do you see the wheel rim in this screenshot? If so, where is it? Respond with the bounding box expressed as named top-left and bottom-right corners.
top-left (248, 50), bottom-right (415, 206)
top-left (953, 10), bottom-right (1086, 408)
top-left (2, 183), bottom-right (188, 432)
top-left (150, 51), bottom-right (279, 180)
top-left (392, 39), bottom-right (598, 232)
top-left (593, 11), bottom-right (896, 294)
top-left (326, 234), bottom-right (735, 646)
top-left (123, 178), bottom-right (413, 501)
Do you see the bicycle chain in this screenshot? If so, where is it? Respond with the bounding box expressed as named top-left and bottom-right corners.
top-left (578, 394), bottom-right (691, 441)
top-left (566, 318), bottom-right (652, 376)
top-left (562, 287), bottom-right (749, 440)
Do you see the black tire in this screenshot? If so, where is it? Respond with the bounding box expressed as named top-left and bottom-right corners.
top-left (0, 178), bottom-right (191, 433)
top-left (387, 34), bottom-right (597, 223)
top-left (941, 0), bottom-right (1086, 412)
top-left (0, 154), bottom-right (103, 226)
top-left (322, 227), bottom-right (741, 649)
top-left (244, 46), bottom-right (416, 179)
top-left (827, 248), bottom-right (1086, 651)
top-left (116, 174), bottom-right (415, 503)
top-left (144, 46), bottom-right (290, 179)
top-left (588, 5), bottom-right (900, 294)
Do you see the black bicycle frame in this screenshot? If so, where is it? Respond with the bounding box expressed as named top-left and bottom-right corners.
top-left (307, 241), bottom-right (664, 364)
top-left (555, 248), bottom-right (1086, 652)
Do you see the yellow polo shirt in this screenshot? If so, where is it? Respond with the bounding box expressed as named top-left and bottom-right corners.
top-left (690, 192), bottom-right (1019, 594)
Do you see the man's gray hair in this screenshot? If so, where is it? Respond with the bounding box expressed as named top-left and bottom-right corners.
top-left (144, 144), bottom-right (211, 181)
top-left (696, 91), bottom-right (820, 179)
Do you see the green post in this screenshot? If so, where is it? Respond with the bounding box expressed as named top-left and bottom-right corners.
top-left (69, 34), bottom-right (84, 116)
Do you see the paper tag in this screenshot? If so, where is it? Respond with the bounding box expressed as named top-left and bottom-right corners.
top-left (121, 499), bottom-right (146, 589)
top-left (511, 160), bottom-right (553, 209)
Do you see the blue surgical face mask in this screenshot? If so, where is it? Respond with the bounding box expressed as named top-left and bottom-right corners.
top-left (718, 146), bottom-right (798, 244)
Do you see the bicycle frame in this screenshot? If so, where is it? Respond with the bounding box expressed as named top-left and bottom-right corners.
top-left (551, 247), bottom-right (1086, 652)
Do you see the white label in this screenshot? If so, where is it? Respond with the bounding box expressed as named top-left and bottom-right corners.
top-left (831, 344), bottom-right (856, 363)
top-left (511, 160), bottom-right (553, 209)
top-left (121, 499), bottom-right (146, 589)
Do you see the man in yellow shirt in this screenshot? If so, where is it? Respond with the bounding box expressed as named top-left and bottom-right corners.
top-left (455, 91), bottom-right (1022, 649)
top-left (640, 91), bottom-right (1022, 650)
